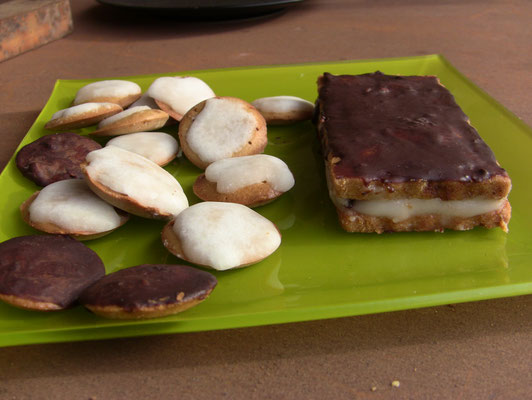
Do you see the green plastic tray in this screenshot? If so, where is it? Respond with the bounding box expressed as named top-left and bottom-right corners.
top-left (1, 55), bottom-right (531, 347)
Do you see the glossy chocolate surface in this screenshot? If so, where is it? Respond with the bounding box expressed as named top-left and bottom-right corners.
top-left (0, 235), bottom-right (105, 309)
top-left (16, 132), bottom-right (101, 186)
top-left (79, 264), bottom-right (217, 312)
top-left (316, 72), bottom-right (508, 183)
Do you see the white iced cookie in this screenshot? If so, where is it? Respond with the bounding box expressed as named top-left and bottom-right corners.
top-left (161, 202), bottom-right (281, 271)
top-left (82, 146), bottom-right (188, 220)
top-left (91, 106), bottom-right (169, 137)
top-left (193, 154), bottom-right (295, 207)
top-left (146, 76), bottom-right (215, 121)
top-left (44, 102), bottom-right (123, 131)
top-left (128, 94), bottom-right (177, 127)
top-left (251, 96), bottom-right (314, 124)
top-left (73, 80), bottom-right (142, 108)
top-left (178, 97), bottom-right (267, 169)
top-left (128, 93), bottom-right (158, 109)
top-left (106, 131), bottom-right (179, 166)
top-left (20, 179), bottom-right (129, 240)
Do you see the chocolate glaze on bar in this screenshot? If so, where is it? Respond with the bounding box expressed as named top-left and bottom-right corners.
top-left (316, 72), bottom-right (508, 183)
top-left (0, 235), bottom-right (105, 309)
top-left (79, 264), bottom-right (217, 312)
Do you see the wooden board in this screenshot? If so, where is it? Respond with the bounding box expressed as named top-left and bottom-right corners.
top-left (0, 0), bottom-right (73, 62)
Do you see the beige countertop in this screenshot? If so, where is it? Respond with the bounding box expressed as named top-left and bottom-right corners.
top-left (0, 1), bottom-right (531, 398)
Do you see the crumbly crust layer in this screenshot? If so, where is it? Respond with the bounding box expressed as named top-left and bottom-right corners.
top-left (321, 155), bottom-right (511, 200)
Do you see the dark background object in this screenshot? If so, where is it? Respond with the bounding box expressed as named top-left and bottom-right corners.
top-left (96, 0), bottom-right (304, 20)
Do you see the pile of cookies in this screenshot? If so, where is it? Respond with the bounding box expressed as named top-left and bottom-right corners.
top-left (1, 75), bottom-right (314, 320)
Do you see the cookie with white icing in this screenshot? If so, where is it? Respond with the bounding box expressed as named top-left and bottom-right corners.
top-left (146, 76), bottom-right (215, 121)
top-left (128, 93), bottom-right (159, 109)
top-left (161, 202), bottom-right (281, 271)
top-left (106, 131), bottom-right (179, 166)
top-left (251, 96), bottom-right (314, 125)
top-left (73, 80), bottom-right (142, 108)
top-left (79, 264), bottom-right (217, 319)
top-left (128, 94), bottom-right (177, 127)
top-left (91, 106), bottom-right (169, 137)
top-left (82, 146), bottom-right (188, 220)
top-left (178, 97), bottom-right (267, 169)
top-left (20, 179), bottom-right (129, 240)
top-left (193, 154), bottom-right (295, 207)
top-left (44, 102), bottom-right (123, 130)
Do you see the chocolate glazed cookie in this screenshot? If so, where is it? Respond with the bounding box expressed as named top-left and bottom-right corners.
top-left (16, 132), bottom-right (101, 186)
top-left (0, 235), bottom-right (106, 311)
top-left (79, 264), bottom-right (217, 319)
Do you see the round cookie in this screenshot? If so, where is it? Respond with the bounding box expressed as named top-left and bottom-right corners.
top-left (128, 93), bottom-right (159, 109)
top-left (44, 102), bottom-right (123, 131)
top-left (73, 80), bottom-right (142, 108)
top-left (20, 179), bottom-right (129, 240)
top-left (79, 264), bottom-right (217, 319)
top-left (178, 97), bottom-right (267, 169)
top-left (91, 106), bottom-right (169, 137)
top-left (146, 76), bottom-right (215, 121)
top-left (0, 235), bottom-right (105, 311)
top-left (193, 154), bottom-right (295, 207)
top-left (82, 146), bottom-right (188, 220)
top-left (251, 96), bottom-right (315, 125)
top-left (106, 131), bottom-right (179, 166)
top-left (161, 201), bottom-right (281, 271)
top-left (16, 132), bottom-right (102, 186)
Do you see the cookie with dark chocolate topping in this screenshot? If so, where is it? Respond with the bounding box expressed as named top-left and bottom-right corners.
top-left (16, 132), bottom-right (102, 186)
top-left (0, 235), bottom-right (105, 311)
top-left (79, 264), bottom-right (217, 319)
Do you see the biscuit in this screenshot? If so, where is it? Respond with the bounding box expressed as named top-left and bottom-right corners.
top-left (146, 76), bottom-right (215, 121)
top-left (79, 264), bottom-right (217, 319)
top-left (20, 179), bottom-right (129, 240)
top-left (193, 154), bottom-right (295, 207)
top-left (82, 146), bottom-right (188, 220)
top-left (73, 80), bottom-right (142, 108)
top-left (178, 97), bottom-right (267, 169)
top-left (251, 96), bottom-right (314, 125)
top-left (315, 72), bottom-right (512, 233)
top-left (161, 202), bottom-right (281, 271)
top-left (0, 235), bottom-right (105, 311)
top-left (16, 132), bottom-right (102, 186)
top-left (106, 131), bottom-right (179, 166)
top-left (91, 106), bottom-right (169, 137)
top-left (44, 102), bottom-right (123, 131)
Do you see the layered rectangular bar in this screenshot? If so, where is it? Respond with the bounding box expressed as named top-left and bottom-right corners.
top-left (314, 72), bottom-right (511, 233)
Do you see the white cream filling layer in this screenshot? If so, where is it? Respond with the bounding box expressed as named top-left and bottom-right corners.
top-left (335, 196), bottom-right (505, 222)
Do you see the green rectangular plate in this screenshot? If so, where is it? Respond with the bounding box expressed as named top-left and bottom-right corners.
top-left (1, 55), bottom-right (531, 347)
